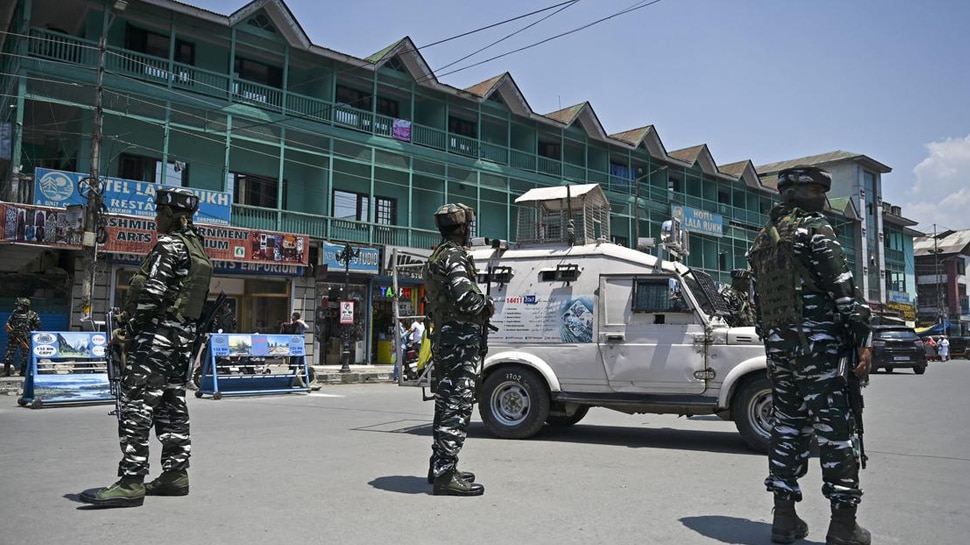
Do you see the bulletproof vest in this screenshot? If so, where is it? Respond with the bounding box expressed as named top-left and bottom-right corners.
top-left (748, 212), bottom-right (809, 330)
top-left (422, 241), bottom-right (487, 327)
top-left (168, 229), bottom-right (213, 321)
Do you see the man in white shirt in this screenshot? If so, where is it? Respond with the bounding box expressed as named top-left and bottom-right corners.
top-left (408, 319), bottom-right (426, 351)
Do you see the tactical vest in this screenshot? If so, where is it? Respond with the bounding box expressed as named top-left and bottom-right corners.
top-left (168, 230), bottom-right (213, 321)
top-left (748, 211), bottom-right (810, 330)
top-left (422, 241), bottom-right (487, 327)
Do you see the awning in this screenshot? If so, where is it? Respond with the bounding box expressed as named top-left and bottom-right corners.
top-left (915, 322), bottom-right (951, 336)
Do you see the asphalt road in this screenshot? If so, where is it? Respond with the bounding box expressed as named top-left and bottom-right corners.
top-left (1, 360), bottom-right (969, 545)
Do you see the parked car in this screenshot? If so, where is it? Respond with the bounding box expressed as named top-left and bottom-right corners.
top-left (945, 336), bottom-right (970, 359)
top-left (872, 325), bottom-right (927, 374)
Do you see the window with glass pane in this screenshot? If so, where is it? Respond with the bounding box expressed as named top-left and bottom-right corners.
top-left (231, 172), bottom-right (283, 208)
top-left (334, 190), bottom-right (368, 221)
top-left (375, 196), bottom-right (396, 225)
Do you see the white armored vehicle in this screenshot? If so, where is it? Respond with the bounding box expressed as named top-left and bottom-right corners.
top-left (400, 183), bottom-right (772, 452)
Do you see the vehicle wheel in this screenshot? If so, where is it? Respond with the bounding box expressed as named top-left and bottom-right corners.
top-left (733, 374), bottom-right (773, 453)
top-left (914, 365), bottom-right (926, 375)
top-left (307, 366), bottom-right (317, 383)
top-left (546, 404), bottom-right (590, 427)
top-left (479, 366), bottom-right (550, 439)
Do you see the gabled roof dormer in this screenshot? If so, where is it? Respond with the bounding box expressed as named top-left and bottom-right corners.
top-left (542, 102), bottom-right (609, 142)
top-left (463, 72), bottom-right (532, 117)
top-left (608, 125), bottom-right (668, 160)
top-left (668, 144), bottom-right (719, 176)
top-left (228, 0), bottom-right (311, 49)
top-left (365, 37), bottom-right (437, 84)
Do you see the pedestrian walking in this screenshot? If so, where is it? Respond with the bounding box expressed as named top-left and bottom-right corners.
top-left (422, 203), bottom-right (492, 496)
top-left (4, 297), bottom-right (41, 376)
top-left (80, 187), bottom-right (213, 508)
top-left (938, 336), bottom-right (950, 362)
top-left (748, 165), bottom-right (872, 545)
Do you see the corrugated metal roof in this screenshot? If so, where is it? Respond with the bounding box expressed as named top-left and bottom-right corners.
top-left (668, 144), bottom-right (706, 164)
top-left (464, 73), bottom-right (506, 97)
top-left (544, 103), bottom-right (586, 124)
top-left (913, 229), bottom-right (970, 255)
top-left (756, 150), bottom-right (891, 174)
top-left (514, 183), bottom-right (609, 210)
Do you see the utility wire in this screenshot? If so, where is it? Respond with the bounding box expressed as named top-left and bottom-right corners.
top-left (436, 0), bottom-right (664, 78)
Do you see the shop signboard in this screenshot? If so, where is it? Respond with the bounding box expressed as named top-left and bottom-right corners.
top-left (103, 215), bottom-right (309, 266)
top-left (887, 301), bottom-right (916, 321)
top-left (671, 205), bottom-right (723, 237)
top-left (0, 202), bottom-right (84, 247)
top-left (33, 168), bottom-right (232, 225)
top-left (320, 242), bottom-right (380, 274)
top-left (110, 253), bottom-right (306, 276)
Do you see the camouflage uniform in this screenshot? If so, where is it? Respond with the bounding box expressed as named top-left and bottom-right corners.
top-left (425, 238), bottom-right (491, 477)
top-left (116, 219), bottom-right (211, 478)
top-left (748, 176), bottom-right (871, 509)
top-left (4, 299), bottom-right (41, 376)
top-left (721, 272), bottom-right (755, 328)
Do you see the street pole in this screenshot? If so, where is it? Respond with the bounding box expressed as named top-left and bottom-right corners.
top-left (933, 224), bottom-right (945, 332)
top-left (337, 242), bottom-right (359, 373)
top-left (632, 165), bottom-right (668, 249)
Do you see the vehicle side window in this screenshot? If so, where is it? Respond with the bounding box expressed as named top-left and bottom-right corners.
top-left (633, 278), bottom-right (689, 313)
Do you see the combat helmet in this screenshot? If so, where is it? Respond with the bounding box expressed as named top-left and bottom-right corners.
top-left (776, 165), bottom-right (832, 192)
top-left (434, 203), bottom-right (474, 229)
top-left (730, 269), bottom-right (751, 280)
top-left (155, 187), bottom-right (200, 215)
top-left (15, 297), bottom-right (30, 308)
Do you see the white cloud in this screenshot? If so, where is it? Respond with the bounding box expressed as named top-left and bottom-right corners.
top-left (907, 134), bottom-right (970, 232)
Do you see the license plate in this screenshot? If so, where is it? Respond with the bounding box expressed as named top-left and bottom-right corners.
top-left (893, 356), bottom-right (910, 361)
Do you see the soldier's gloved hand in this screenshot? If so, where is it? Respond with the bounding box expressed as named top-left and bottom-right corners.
top-left (484, 298), bottom-right (495, 317)
top-left (110, 327), bottom-right (129, 347)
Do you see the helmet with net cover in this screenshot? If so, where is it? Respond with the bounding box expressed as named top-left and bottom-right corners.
top-left (434, 203), bottom-right (474, 229)
top-left (15, 297), bottom-right (30, 308)
top-left (155, 187), bottom-right (200, 215)
top-left (776, 165), bottom-right (832, 192)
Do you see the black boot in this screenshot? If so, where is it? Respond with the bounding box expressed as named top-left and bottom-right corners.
top-left (427, 468), bottom-right (475, 484)
top-left (771, 496), bottom-right (809, 543)
top-left (3, 363), bottom-right (11, 377)
top-left (433, 470), bottom-right (484, 496)
top-left (826, 505), bottom-right (871, 545)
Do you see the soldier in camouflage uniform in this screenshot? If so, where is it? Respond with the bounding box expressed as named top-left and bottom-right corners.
top-left (4, 297), bottom-right (41, 376)
top-left (81, 188), bottom-right (213, 508)
top-left (423, 203), bottom-right (492, 496)
top-left (721, 269), bottom-right (755, 327)
top-left (748, 166), bottom-right (873, 545)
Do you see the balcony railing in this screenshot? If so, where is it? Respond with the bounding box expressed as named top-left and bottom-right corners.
top-left (231, 204), bottom-right (438, 248)
top-left (25, 27), bottom-right (794, 242)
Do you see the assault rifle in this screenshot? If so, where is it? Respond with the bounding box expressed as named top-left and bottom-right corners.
top-left (187, 292), bottom-right (228, 384)
top-left (480, 265), bottom-right (499, 360)
top-left (844, 349), bottom-right (869, 470)
top-left (105, 307), bottom-right (124, 421)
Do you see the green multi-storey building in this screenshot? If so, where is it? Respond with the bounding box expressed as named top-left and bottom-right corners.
top-left (0, 0), bottom-right (873, 364)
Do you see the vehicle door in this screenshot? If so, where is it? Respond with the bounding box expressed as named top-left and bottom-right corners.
top-left (597, 274), bottom-right (707, 394)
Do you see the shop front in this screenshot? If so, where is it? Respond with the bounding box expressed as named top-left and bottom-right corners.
top-left (371, 245), bottom-right (431, 365)
top-left (316, 242), bottom-right (379, 365)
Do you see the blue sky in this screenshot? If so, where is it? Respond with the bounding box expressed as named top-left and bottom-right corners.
top-left (193, 0), bottom-right (970, 234)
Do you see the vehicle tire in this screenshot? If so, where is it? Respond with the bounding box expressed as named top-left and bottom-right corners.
top-left (914, 365), bottom-right (926, 375)
top-left (546, 404), bottom-right (589, 427)
top-left (307, 366), bottom-right (317, 383)
top-left (733, 374), bottom-right (773, 454)
top-left (479, 366), bottom-right (550, 439)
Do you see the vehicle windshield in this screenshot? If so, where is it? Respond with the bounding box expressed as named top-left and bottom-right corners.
top-left (681, 269), bottom-right (731, 319)
top-left (876, 329), bottom-right (919, 341)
